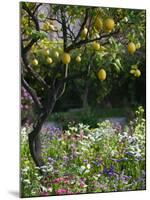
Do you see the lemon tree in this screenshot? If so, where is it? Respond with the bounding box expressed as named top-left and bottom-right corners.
top-left (21, 2), bottom-right (146, 171)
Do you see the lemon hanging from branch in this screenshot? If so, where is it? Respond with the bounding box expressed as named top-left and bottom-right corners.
top-left (76, 56), bottom-right (81, 63)
top-left (134, 69), bottom-right (141, 77)
top-left (54, 51), bottom-right (59, 58)
top-left (98, 69), bottom-right (107, 81)
top-left (61, 53), bottom-right (71, 64)
top-left (104, 18), bottom-right (115, 32)
top-left (81, 27), bottom-right (88, 39)
top-left (136, 42), bottom-right (141, 49)
top-left (32, 58), bottom-right (38, 66)
top-left (130, 64), bottom-right (141, 77)
top-left (44, 49), bottom-right (50, 56)
top-left (93, 42), bottom-right (100, 51)
top-left (47, 57), bottom-right (53, 64)
top-left (128, 42), bottom-right (136, 54)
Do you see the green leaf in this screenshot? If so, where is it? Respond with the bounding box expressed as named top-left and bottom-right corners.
top-left (30, 30), bottom-right (48, 40)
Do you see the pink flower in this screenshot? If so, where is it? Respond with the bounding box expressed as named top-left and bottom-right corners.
top-left (52, 177), bottom-right (65, 183)
top-left (47, 187), bottom-right (52, 192)
top-left (79, 180), bottom-right (87, 188)
top-left (80, 182), bottom-right (85, 188)
top-left (64, 179), bottom-right (70, 184)
top-left (56, 189), bottom-right (68, 195)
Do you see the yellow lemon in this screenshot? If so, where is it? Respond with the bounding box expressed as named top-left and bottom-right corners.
top-left (44, 49), bottom-right (50, 56)
top-left (47, 57), bottom-right (53, 64)
top-left (54, 51), bottom-right (59, 58)
top-left (76, 56), bottom-right (81, 63)
top-left (32, 59), bottom-right (38, 66)
top-left (104, 18), bottom-right (115, 32)
top-left (62, 53), bottom-right (71, 64)
top-left (130, 69), bottom-right (135, 74)
top-left (128, 42), bottom-right (136, 54)
top-left (134, 69), bottom-right (141, 77)
top-left (98, 69), bottom-right (106, 81)
top-left (81, 27), bottom-right (88, 38)
top-left (93, 42), bottom-right (100, 50)
top-left (136, 42), bottom-right (141, 49)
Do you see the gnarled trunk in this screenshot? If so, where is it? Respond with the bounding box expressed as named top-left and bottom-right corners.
top-left (28, 133), bottom-right (44, 169)
top-left (28, 99), bottom-right (56, 174)
top-left (28, 112), bottom-right (48, 174)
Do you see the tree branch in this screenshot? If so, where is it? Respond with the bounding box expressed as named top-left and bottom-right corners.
top-left (60, 8), bottom-right (68, 51)
top-left (21, 76), bottom-right (43, 111)
top-left (21, 58), bottom-right (49, 89)
top-left (73, 8), bottom-right (89, 44)
top-left (22, 2), bottom-right (40, 30)
top-left (22, 38), bottom-right (38, 55)
top-left (56, 64), bottom-right (69, 100)
top-left (22, 2), bottom-right (40, 54)
top-left (33, 3), bottom-right (43, 15)
top-left (66, 29), bottom-right (120, 51)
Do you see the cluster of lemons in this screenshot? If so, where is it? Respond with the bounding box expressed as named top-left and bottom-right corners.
top-left (127, 42), bottom-right (141, 77)
top-left (32, 49), bottom-right (59, 66)
top-left (81, 17), bottom-right (115, 40)
top-left (31, 17), bottom-right (141, 82)
top-left (130, 65), bottom-right (141, 77)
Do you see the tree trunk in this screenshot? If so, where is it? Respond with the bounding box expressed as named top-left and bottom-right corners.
top-left (82, 80), bottom-right (89, 109)
top-left (28, 113), bottom-right (48, 174)
top-left (28, 99), bottom-right (56, 174)
top-left (28, 133), bottom-right (44, 168)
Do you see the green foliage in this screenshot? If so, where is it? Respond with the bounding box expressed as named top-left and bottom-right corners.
top-left (21, 2), bottom-right (146, 110)
top-left (30, 30), bottom-right (48, 40)
top-left (21, 126), bottom-right (43, 197)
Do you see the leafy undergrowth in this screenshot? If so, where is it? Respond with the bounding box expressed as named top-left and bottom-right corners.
top-left (21, 106), bottom-right (146, 197)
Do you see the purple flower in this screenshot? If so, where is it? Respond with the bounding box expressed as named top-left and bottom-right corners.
top-left (83, 159), bottom-right (88, 163)
top-left (103, 165), bottom-right (116, 177)
top-left (48, 157), bottom-right (55, 164)
top-left (125, 152), bottom-right (135, 156)
top-left (63, 156), bottom-right (69, 162)
top-left (103, 167), bottom-right (109, 174)
top-left (112, 157), bottom-right (128, 163)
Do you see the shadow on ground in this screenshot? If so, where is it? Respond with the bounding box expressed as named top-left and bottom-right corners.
top-left (8, 190), bottom-right (19, 197)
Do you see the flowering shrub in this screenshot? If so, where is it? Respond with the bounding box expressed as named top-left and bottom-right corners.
top-left (21, 106), bottom-right (146, 197)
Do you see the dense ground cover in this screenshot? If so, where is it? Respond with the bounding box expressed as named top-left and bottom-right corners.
top-left (21, 106), bottom-right (146, 197)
